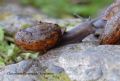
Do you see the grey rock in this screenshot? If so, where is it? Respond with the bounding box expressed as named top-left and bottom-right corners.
top-left (0, 43), bottom-right (96, 81)
top-left (0, 60), bottom-right (38, 81)
top-left (0, 15), bottom-right (35, 35)
top-left (82, 34), bottom-right (99, 43)
top-left (59, 45), bottom-right (120, 81)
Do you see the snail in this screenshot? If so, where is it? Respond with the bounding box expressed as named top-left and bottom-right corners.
top-left (14, 20), bottom-right (97, 52)
top-left (99, 0), bottom-right (120, 44)
top-left (14, 0), bottom-right (120, 52)
top-left (15, 22), bottom-right (63, 52)
top-left (100, 12), bottom-right (120, 44)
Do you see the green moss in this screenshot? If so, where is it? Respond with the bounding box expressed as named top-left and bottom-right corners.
top-left (0, 27), bottom-right (39, 66)
top-left (39, 70), bottom-right (71, 81)
top-left (21, 24), bottom-right (31, 29)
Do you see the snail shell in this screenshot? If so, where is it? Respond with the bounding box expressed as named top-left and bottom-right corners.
top-left (15, 22), bottom-right (62, 52)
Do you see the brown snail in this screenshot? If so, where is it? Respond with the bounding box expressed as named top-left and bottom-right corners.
top-left (15, 21), bottom-right (96, 52)
top-left (100, 12), bottom-right (120, 44)
top-left (15, 22), bottom-right (63, 52)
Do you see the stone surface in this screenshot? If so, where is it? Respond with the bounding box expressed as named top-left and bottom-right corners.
top-left (0, 43), bottom-right (96, 81)
top-left (59, 45), bottom-right (120, 81)
top-left (82, 34), bottom-right (99, 43)
top-left (1, 42), bottom-right (120, 81)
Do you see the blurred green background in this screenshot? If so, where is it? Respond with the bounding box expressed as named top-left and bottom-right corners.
top-left (20, 0), bottom-right (113, 18)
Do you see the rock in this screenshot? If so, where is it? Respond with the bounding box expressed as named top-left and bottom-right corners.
top-left (0, 4), bottom-right (41, 35)
top-left (0, 15), bottom-right (35, 35)
top-left (82, 34), bottom-right (99, 43)
top-left (0, 60), bottom-right (39, 81)
top-left (0, 43), bottom-right (96, 81)
top-left (59, 45), bottom-right (120, 81)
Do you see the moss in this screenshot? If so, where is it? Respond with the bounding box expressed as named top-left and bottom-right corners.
top-left (39, 70), bottom-right (71, 81)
